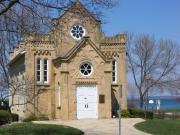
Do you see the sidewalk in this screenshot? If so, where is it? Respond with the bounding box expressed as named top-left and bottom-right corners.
top-left (34, 118), bottom-right (151, 135)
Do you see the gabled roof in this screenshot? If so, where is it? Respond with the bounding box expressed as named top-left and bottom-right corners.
top-left (55, 0), bottom-right (100, 23)
top-left (53, 37), bottom-right (110, 64)
top-left (8, 51), bottom-right (26, 66)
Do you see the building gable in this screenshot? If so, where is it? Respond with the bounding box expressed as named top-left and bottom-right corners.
top-left (51, 1), bottom-right (102, 56)
top-left (55, 0), bottom-right (100, 24)
top-left (53, 37), bottom-right (109, 65)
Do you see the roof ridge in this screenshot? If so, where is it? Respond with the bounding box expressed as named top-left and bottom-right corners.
top-left (53, 0), bottom-right (100, 24)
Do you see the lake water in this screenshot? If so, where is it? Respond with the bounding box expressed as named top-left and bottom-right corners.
top-left (128, 98), bottom-right (180, 110)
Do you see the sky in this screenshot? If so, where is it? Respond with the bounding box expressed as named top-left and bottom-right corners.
top-left (102, 0), bottom-right (180, 44)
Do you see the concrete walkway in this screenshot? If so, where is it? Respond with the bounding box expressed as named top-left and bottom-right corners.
top-left (34, 118), bottom-right (151, 135)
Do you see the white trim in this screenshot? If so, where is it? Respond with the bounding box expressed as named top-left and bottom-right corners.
top-left (20, 51), bottom-right (26, 54)
top-left (40, 59), bottom-right (43, 82)
top-left (58, 85), bottom-right (61, 107)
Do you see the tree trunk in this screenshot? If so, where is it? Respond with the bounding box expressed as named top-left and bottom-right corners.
top-left (140, 96), bottom-right (144, 108)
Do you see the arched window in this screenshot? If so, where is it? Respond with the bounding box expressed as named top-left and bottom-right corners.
top-left (44, 59), bottom-right (48, 83)
top-left (112, 60), bottom-right (117, 84)
top-left (36, 59), bottom-right (41, 82)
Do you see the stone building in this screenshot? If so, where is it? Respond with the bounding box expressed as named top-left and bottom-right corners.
top-left (9, 1), bottom-right (127, 120)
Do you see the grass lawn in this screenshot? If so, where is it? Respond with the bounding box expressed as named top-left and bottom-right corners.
top-left (163, 109), bottom-right (180, 112)
top-left (0, 122), bottom-right (84, 135)
top-left (135, 119), bottom-right (180, 135)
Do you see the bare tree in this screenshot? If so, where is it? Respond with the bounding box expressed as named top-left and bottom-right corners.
top-left (8, 76), bottom-right (33, 108)
top-left (127, 33), bottom-right (180, 108)
top-left (0, 0), bottom-right (117, 35)
top-left (0, 0), bottom-right (116, 16)
top-left (1, 74), bottom-right (43, 115)
top-left (0, 33), bottom-right (10, 108)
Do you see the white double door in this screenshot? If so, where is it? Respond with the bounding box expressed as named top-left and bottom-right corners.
top-left (76, 85), bottom-right (98, 119)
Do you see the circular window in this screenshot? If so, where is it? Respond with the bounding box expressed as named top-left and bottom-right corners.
top-left (80, 63), bottom-right (92, 76)
top-left (70, 24), bottom-right (85, 40)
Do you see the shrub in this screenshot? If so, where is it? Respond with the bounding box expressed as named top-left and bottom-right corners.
top-left (38, 114), bottom-right (49, 121)
top-left (23, 115), bottom-right (38, 122)
top-left (0, 100), bottom-right (10, 111)
top-left (11, 113), bottom-right (19, 122)
top-left (129, 109), bottom-right (154, 119)
top-left (121, 109), bottom-right (130, 118)
top-left (154, 111), bottom-right (180, 119)
top-left (145, 110), bottom-right (154, 119)
top-left (128, 109), bottom-right (137, 117)
top-left (172, 112), bottom-right (180, 119)
top-left (0, 110), bottom-right (11, 125)
top-left (154, 111), bottom-right (165, 119)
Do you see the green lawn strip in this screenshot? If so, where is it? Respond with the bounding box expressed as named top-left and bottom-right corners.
top-left (163, 109), bottom-right (180, 112)
top-left (0, 122), bottom-right (84, 135)
top-left (134, 119), bottom-right (180, 135)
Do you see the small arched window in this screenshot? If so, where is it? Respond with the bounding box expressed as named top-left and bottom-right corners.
top-left (112, 60), bottom-right (117, 84)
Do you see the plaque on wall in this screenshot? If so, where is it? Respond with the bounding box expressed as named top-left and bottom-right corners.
top-left (99, 95), bottom-right (105, 104)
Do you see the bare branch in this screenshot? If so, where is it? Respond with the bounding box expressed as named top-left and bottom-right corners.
top-left (0, 0), bottom-right (19, 15)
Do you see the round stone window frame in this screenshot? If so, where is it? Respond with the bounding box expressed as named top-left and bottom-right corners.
top-left (79, 62), bottom-right (93, 77)
top-left (70, 24), bottom-right (86, 40)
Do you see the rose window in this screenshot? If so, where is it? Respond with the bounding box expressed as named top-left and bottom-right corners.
top-left (70, 24), bottom-right (85, 40)
top-left (80, 63), bottom-right (92, 76)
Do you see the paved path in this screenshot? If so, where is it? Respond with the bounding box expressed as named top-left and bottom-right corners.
top-left (34, 118), bottom-right (151, 135)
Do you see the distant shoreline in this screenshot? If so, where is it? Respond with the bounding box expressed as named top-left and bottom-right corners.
top-left (128, 97), bottom-right (180, 110)
top-left (128, 96), bottom-right (180, 100)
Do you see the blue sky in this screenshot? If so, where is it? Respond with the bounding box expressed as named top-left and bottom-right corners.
top-left (102, 0), bottom-right (180, 44)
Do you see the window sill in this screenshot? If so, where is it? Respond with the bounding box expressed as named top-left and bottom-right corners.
top-left (111, 83), bottom-right (119, 86)
top-left (36, 83), bottom-right (50, 87)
